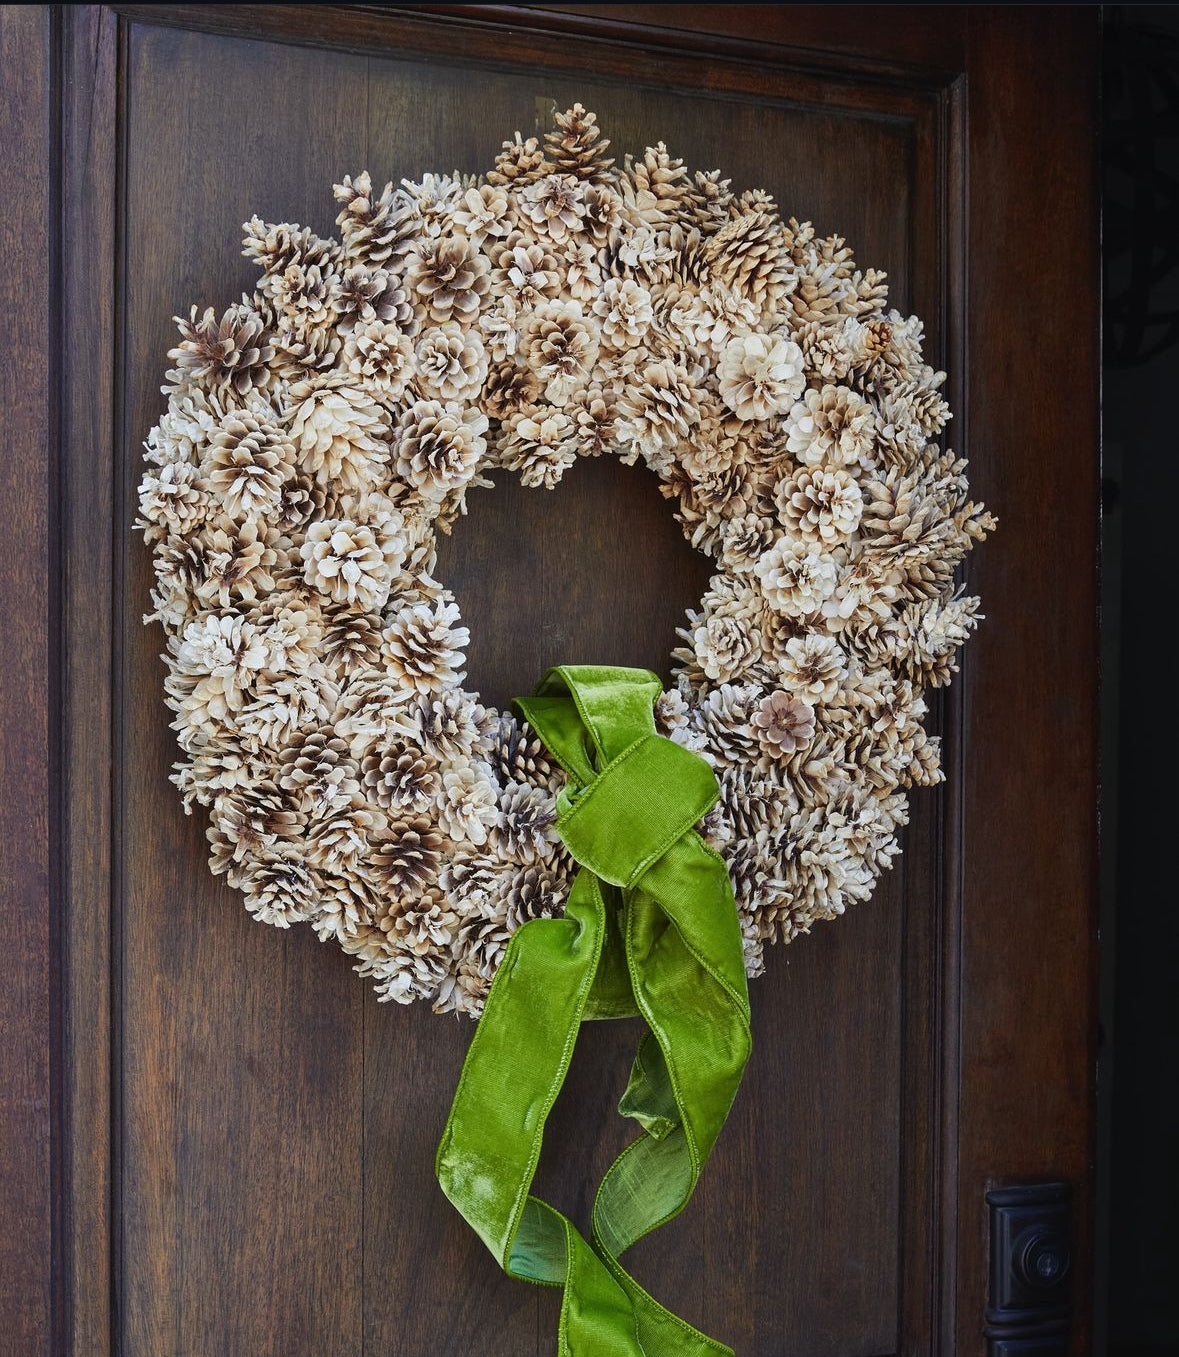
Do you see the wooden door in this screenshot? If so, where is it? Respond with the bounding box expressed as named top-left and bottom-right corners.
top-left (29, 6), bottom-right (1098, 1355)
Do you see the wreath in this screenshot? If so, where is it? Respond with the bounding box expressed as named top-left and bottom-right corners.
top-left (138, 105), bottom-right (993, 1354)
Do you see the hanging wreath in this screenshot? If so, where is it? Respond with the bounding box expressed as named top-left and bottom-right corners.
top-left (137, 105), bottom-right (993, 1355)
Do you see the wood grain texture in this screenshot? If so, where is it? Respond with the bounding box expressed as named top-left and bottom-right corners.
top-left (42, 7), bottom-right (1099, 1357)
top-left (0, 7), bottom-right (52, 1354)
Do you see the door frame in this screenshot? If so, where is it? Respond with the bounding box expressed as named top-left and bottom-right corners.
top-left (1, 5), bottom-right (1098, 1352)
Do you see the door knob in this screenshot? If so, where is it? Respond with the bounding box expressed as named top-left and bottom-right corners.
top-left (985, 1182), bottom-right (1071, 1356)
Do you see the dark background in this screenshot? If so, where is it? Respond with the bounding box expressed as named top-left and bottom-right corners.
top-left (1100, 7), bottom-right (1179, 1354)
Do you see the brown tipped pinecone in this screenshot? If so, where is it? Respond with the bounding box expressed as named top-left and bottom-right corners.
top-left (394, 399), bottom-right (488, 498)
top-left (486, 132), bottom-right (548, 187)
top-left (624, 143), bottom-right (691, 224)
top-left (416, 690), bottom-right (484, 762)
top-left (490, 782), bottom-right (558, 863)
top-left (544, 104), bottom-right (614, 183)
top-left (480, 362), bottom-right (541, 421)
top-left (203, 413), bottom-right (294, 519)
top-left (274, 471), bottom-right (329, 538)
top-left (320, 605), bottom-right (385, 675)
top-left (383, 601), bottom-right (468, 695)
top-left (703, 210), bottom-right (792, 316)
top-left (504, 862), bottom-right (570, 928)
top-left (405, 235), bottom-right (491, 327)
top-left (694, 683), bottom-right (764, 768)
top-left (482, 712), bottom-right (555, 787)
top-left (277, 731), bottom-right (359, 813)
top-left (242, 216), bottom-right (341, 281)
top-left (167, 303), bottom-right (274, 396)
top-left (239, 850), bottom-right (322, 928)
top-left (337, 266), bottom-right (417, 336)
top-left (361, 741), bottom-right (440, 814)
top-left (333, 172), bottom-right (421, 271)
top-left (370, 817), bottom-right (446, 896)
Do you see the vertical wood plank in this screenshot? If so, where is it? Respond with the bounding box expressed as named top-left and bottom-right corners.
top-left (958, 9), bottom-right (1100, 1354)
top-left (0, 6), bottom-right (51, 1353)
top-left (59, 6), bottom-right (120, 1353)
top-left (118, 23), bottom-right (370, 1355)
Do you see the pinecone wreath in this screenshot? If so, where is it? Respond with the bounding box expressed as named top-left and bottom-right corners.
top-left (139, 105), bottom-right (994, 1016)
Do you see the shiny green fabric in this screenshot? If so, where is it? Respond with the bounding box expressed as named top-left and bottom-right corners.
top-left (436, 666), bottom-right (752, 1355)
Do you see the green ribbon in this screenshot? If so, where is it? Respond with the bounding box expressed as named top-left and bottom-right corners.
top-left (436, 666), bottom-right (752, 1356)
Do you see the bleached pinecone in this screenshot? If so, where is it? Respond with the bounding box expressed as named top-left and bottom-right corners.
top-left (623, 143), bottom-right (691, 225)
top-left (703, 210), bottom-right (794, 316)
top-left (785, 384), bottom-right (876, 468)
top-left (692, 683), bottom-right (763, 768)
top-left (570, 384), bottom-right (616, 459)
top-left (504, 862), bottom-right (571, 928)
top-left (775, 465), bottom-right (864, 546)
top-left (480, 362), bottom-right (541, 421)
top-left (238, 850), bottom-right (321, 928)
top-left (319, 605), bottom-right (385, 676)
top-left (405, 235), bottom-right (491, 327)
top-left (780, 633), bottom-right (848, 704)
top-left (333, 172), bottom-right (421, 271)
top-left (544, 104), bottom-right (615, 183)
top-left (203, 412), bottom-right (294, 519)
top-left (486, 132), bottom-right (548, 187)
top-left (489, 782), bottom-right (558, 863)
top-left (211, 782), bottom-right (305, 861)
top-left (192, 515), bottom-right (281, 609)
top-left (167, 303), bottom-right (274, 397)
top-left (481, 712), bottom-right (556, 787)
top-left (414, 323), bottom-right (488, 403)
top-left (383, 600), bottom-right (469, 694)
top-left (242, 216), bottom-right (341, 284)
top-left (500, 408), bottom-right (578, 489)
top-left (520, 300), bottom-right (599, 400)
top-left (369, 817), bottom-right (446, 895)
top-left (614, 357), bottom-right (700, 460)
top-left (342, 320), bottom-right (413, 401)
top-left (394, 399), bottom-right (488, 499)
top-left (287, 376), bottom-right (390, 494)
top-left (300, 517), bottom-right (405, 611)
top-left (336, 266), bottom-right (416, 336)
top-left (361, 741), bottom-right (440, 814)
top-left (277, 731), bottom-right (359, 814)
top-left (717, 332), bottom-right (805, 422)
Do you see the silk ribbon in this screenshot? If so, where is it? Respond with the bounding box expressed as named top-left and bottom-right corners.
top-left (436, 665), bottom-right (752, 1355)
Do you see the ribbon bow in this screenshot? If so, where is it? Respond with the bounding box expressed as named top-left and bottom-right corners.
top-left (436, 666), bottom-right (752, 1355)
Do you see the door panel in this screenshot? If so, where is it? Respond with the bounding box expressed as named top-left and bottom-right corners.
top-left (51, 7), bottom-right (1099, 1356)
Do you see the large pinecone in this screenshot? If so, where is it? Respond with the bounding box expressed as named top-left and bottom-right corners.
top-left (543, 103), bottom-right (614, 183)
top-left (370, 817), bottom-right (445, 895)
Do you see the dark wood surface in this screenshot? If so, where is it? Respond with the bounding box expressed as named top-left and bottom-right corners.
top-left (36, 6), bottom-right (1100, 1355)
top-left (0, 8), bottom-right (52, 1355)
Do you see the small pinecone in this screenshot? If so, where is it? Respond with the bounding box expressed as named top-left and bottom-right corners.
top-left (504, 862), bottom-right (570, 928)
top-left (693, 683), bottom-right (763, 768)
top-left (277, 730), bottom-right (352, 792)
top-left (405, 235), bottom-right (491, 327)
top-left (543, 103), bottom-right (615, 183)
top-left (486, 132), bottom-right (548, 187)
top-left (361, 741), bottom-right (440, 813)
top-left (703, 210), bottom-right (792, 316)
top-left (320, 605), bottom-right (385, 676)
top-left (242, 216), bottom-right (341, 280)
top-left (624, 143), bottom-right (691, 224)
top-left (333, 172), bottom-right (421, 272)
top-left (417, 690), bottom-right (484, 761)
top-left (203, 413), bottom-right (294, 519)
top-left (168, 303), bottom-right (274, 396)
top-left (490, 781), bottom-right (557, 863)
top-left (481, 362), bottom-right (541, 421)
top-left (383, 601), bottom-right (467, 694)
top-left (337, 266), bottom-right (417, 336)
top-left (240, 850), bottom-right (321, 928)
top-left (481, 713), bottom-right (554, 788)
top-left (274, 471), bottom-right (329, 538)
top-left (370, 817), bottom-right (445, 895)
top-left (902, 728), bottom-right (944, 788)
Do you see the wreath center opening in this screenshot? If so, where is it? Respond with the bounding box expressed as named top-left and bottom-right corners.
top-left (434, 456), bottom-right (713, 710)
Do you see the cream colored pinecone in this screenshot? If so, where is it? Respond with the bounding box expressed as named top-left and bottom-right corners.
top-left (614, 357), bottom-right (700, 459)
top-left (780, 632), bottom-right (847, 703)
top-left (273, 261), bottom-right (341, 338)
top-left (691, 683), bottom-right (763, 768)
top-left (717, 332), bottom-right (805, 421)
top-left (319, 605), bottom-right (385, 675)
top-left (775, 465), bottom-right (864, 545)
top-left (379, 892), bottom-right (457, 959)
top-left (754, 536), bottom-right (838, 618)
top-left (405, 235), bottom-right (491, 327)
top-left (437, 763), bottom-right (498, 846)
top-left (238, 850), bottom-right (321, 928)
top-left (703, 210), bottom-right (793, 316)
top-left (580, 183), bottom-right (624, 244)
top-left (333, 172), bottom-right (421, 271)
top-left (718, 512), bottom-right (778, 575)
top-left (395, 400), bottom-right (489, 500)
top-left (414, 689), bottom-right (485, 762)
top-left (623, 143), bottom-right (690, 225)
top-left (137, 460), bottom-right (207, 543)
top-left (277, 731), bottom-right (359, 815)
top-left (784, 384), bottom-right (875, 467)
top-left (480, 363), bottom-right (541, 420)
top-left (520, 300), bottom-right (599, 403)
top-left (481, 713), bottom-right (555, 788)
top-left (691, 612), bottom-right (762, 685)
top-left (517, 174), bottom-right (586, 243)
top-left (591, 277), bottom-right (653, 350)
top-left (486, 132), bottom-right (548, 187)
top-left (203, 412), bottom-right (294, 519)
top-left (490, 781), bottom-right (559, 863)
top-left (544, 104), bottom-right (615, 183)
top-left (370, 817), bottom-right (446, 895)
top-left (488, 239), bottom-right (562, 306)
top-left (453, 184), bottom-right (513, 244)
top-left (414, 324), bottom-right (488, 403)
top-left (167, 303), bottom-right (274, 396)
top-left (342, 319), bottom-right (413, 400)
top-left (242, 216), bottom-right (341, 284)
top-left (504, 862), bottom-right (571, 928)
top-left (570, 384), bottom-right (616, 458)
top-left (500, 408), bottom-right (578, 488)
top-left (287, 378), bottom-right (390, 494)
top-left (300, 515), bottom-right (407, 611)
top-left (750, 691), bottom-right (816, 757)
top-left (336, 265), bottom-right (416, 336)
top-left (383, 600), bottom-right (469, 694)
top-left (193, 516), bottom-right (280, 609)
top-left (361, 740), bottom-right (440, 814)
